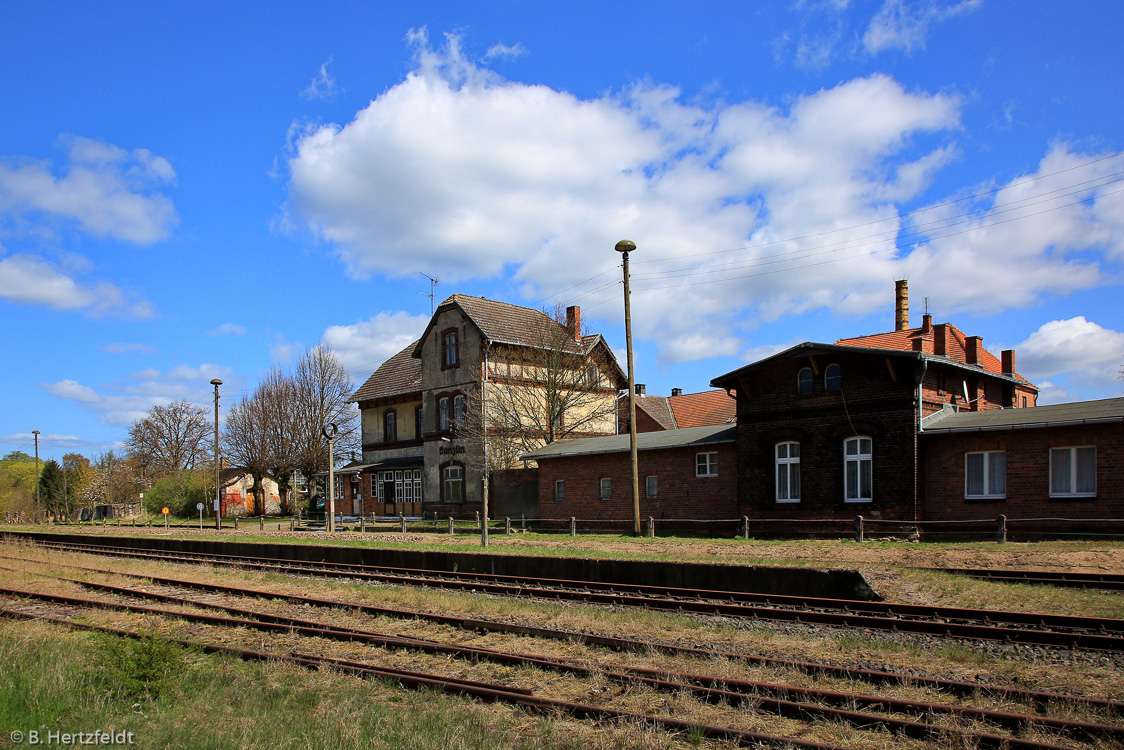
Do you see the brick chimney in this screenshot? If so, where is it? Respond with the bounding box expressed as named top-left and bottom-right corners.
top-left (1001, 349), bottom-right (1016, 375)
top-left (895, 280), bottom-right (909, 331)
top-left (565, 306), bottom-right (581, 342)
top-left (671, 388), bottom-right (683, 397)
top-left (934, 324), bottom-right (948, 356)
top-left (911, 336), bottom-right (931, 353)
top-left (921, 313), bottom-right (933, 334)
top-left (966, 336), bottom-right (982, 365)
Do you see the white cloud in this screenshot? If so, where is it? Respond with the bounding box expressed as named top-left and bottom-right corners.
top-left (42, 363), bottom-right (234, 426)
top-left (863, 0), bottom-right (982, 55)
top-left (284, 33), bottom-right (1124, 365)
top-left (301, 56), bottom-right (338, 100)
top-left (322, 311), bottom-right (430, 377)
top-left (0, 135), bottom-right (177, 244)
top-left (270, 334), bottom-right (299, 364)
top-left (207, 322), bottom-right (247, 336)
top-left (1011, 317), bottom-right (1124, 388)
top-left (482, 42), bottom-right (527, 62)
top-left (0, 253), bottom-right (154, 318)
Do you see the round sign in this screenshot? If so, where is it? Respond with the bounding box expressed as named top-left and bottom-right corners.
top-left (196, 503), bottom-right (204, 510)
top-left (161, 507), bottom-right (170, 515)
top-left (321, 422), bottom-right (339, 440)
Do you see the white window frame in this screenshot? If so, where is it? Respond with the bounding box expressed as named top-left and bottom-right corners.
top-left (1049, 446), bottom-right (1096, 498)
top-left (964, 451), bottom-right (1006, 499)
top-left (775, 441), bottom-right (800, 503)
top-left (554, 480), bottom-right (564, 501)
top-left (645, 475), bottom-right (658, 499)
top-left (599, 477), bottom-right (611, 500)
top-left (696, 452), bottom-right (718, 477)
top-left (844, 436), bottom-right (872, 503)
top-left (442, 465), bottom-right (464, 503)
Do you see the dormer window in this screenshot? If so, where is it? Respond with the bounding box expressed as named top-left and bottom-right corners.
top-left (797, 367), bottom-right (813, 395)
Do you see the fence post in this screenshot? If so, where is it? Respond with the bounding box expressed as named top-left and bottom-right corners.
top-left (259, 516), bottom-right (264, 531)
top-left (291, 516), bottom-right (295, 531)
top-left (997, 514), bottom-right (1007, 544)
top-left (448, 517), bottom-right (454, 535)
top-left (521, 513), bottom-right (526, 530)
top-left (475, 511), bottom-right (480, 527)
top-left (570, 517), bottom-right (576, 536)
top-left (646, 517), bottom-right (654, 537)
top-left (854, 515), bottom-right (864, 543)
top-left (505, 516), bottom-right (511, 535)
top-left (400, 515), bottom-right (406, 533)
top-left (743, 516), bottom-right (749, 540)
top-left (360, 516), bottom-right (365, 533)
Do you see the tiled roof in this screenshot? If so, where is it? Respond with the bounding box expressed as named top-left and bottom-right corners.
top-left (921, 397), bottom-right (1124, 433)
top-left (634, 394), bottom-right (678, 430)
top-left (523, 424), bottom-right (736, 460)
top-left (835, 322), bottom-right (1032, 385)
top-left (350, 341), bottom-right (422, 403)
top-left (669, 390), bottom-right (737, 428)
top-left (422, 294), bottom-right (583, 352)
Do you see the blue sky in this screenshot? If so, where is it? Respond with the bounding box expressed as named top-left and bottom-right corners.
top-left (4, 1), bottom-right (1123, 462)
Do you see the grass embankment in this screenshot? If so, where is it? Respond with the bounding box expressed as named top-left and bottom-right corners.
top-left (0, 620), bottom-right (673, 750)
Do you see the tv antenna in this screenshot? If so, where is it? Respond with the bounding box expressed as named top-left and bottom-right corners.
top-left (419, 273), bottom-right (439, 315)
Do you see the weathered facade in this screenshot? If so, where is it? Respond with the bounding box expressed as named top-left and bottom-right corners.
top-left (351, 294), bottom-right (625, 517)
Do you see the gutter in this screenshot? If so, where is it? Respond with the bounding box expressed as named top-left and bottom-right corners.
top-left (919, 415), bottom-right (1124, 435)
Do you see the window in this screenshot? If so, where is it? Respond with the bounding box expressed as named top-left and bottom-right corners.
top-left (383, 410), bottom-right (397, 443)
top-left (825, 364), bottom-right (841, 392)
top-left (696, 452), bottom-right (718, 477)
top-left (438, 397), bottom-right (450, 432)
top-left (1050, 447), bottom-right (1096, 497)
top-left (442, 464), bottom-right (464, 503)
top-left (965, 451), bottom-right (1005, 499)
top-left (554, 480), bottom-right (564, 501)
top-left (442, 329), bottom-right (459, 369)
top-left (415, 405), bottom-right (424, 440)
top-left (600, 478), bottom-right (611, 500)
top-left (645, 475), bottom-right (658, 499)
top-left (844, 437), bottom-right (872, 502)
top-left (453, 394), bottom-right (466, 430)
top-left (797, 367), bottom-right (813, 395)
top-left (775, 442), bottom-right (800, 503)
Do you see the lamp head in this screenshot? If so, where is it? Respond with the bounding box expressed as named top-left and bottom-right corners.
top-left (614, 239), bottom-right (636, 254)
top-left (210, 378), bottom-right (223, 386)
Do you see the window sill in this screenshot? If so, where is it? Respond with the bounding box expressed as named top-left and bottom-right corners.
top-left (776, 499), bottom-right (800, 504)
top-left (1048, 494), bottom-right (1097, 501)
top-left (844, 498), bottom-right (872, 504)
top-left (696, 473), bottom-right (718, 478)
top-left (964, 495), bottom-right (1006, 502)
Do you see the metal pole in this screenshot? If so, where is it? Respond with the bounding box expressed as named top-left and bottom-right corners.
top-left (327, 439), bottom-right (335, 532)
top-left (32, 430), bottom-right (40, 522)
top-left (210, 379), bottom-right (222, 530)
top-left (481, 349), bottom-right (490, 547)
top-left (615, 240), bottom-right (641, 536)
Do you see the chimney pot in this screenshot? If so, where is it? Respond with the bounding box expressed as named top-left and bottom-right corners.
top-left (635, 383), bottom-right (646, 396)
top-left (921, 313), bottom-right (933, 334)
top-left (895, 280), bottom-right (909, 331)
top-left (565, 305), bottom-right (581, 342)
top-left (671, 388), bottom-right (683, 397)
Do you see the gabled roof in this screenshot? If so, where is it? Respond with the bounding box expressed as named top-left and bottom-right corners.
top-left (350, 341), bottom-right (422, 403)
top-left (523, 424), bottom-right (736, 461)
top-left (670, 390), bottom-right (736, 428)
top-left (835, 321), bottom-right (1033, 386)
top-left (920, 397), bottom-right (1124, 434)
top-left (633, 394), bottom-right (678, 430)
top-left (412, 294), bottom-right (581, 355)
top-left (711, 341), bottom-right (1031, 389)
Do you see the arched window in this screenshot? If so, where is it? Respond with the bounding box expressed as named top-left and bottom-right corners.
top-left (453, 394), bottom-right (466, 430)
top-left (438, 397), bottom-right (450, 432)
top-left (775, 442), bottom-right (800, 503)
top-left (383, 410), bottom-right (397, 442)
top-left (797, 367), bottom-right (813, 395)
top-left (441, 462), bottom-right (464, 502)
top-left (825, 364), bottom-right (841, 392)
top-left (844, 436), bottom-right (872, 502)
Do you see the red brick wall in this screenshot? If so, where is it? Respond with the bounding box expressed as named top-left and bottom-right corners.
top-left (537, 444), bottom-right (737, 521)
top-left (921, 423), bottom-right (1124, 521)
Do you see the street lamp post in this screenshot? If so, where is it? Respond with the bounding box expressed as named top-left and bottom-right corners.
top-left (322, 423), bottom-right (338, 532)
top-left (615, 239), bottom-right (641, 537)
top-left (32, 430), bottom-right (40, 523)
top-left (210, 379), bottom-right (222, 530)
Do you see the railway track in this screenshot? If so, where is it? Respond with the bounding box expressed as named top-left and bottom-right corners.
top-left (2, 554), bottom-right (1120, 750)
top-left (924, 567), bottom-right (1124, 592)
top-left (13, 538), bottom-right (1124, 653)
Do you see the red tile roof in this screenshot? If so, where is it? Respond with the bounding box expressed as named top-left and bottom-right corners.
top-left (669, 390), bottom-right (737, 428)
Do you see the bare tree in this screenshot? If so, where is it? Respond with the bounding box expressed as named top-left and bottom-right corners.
top-left (259, 366), bottom-right (300, 515)
top-left (464, 306), bottom-right (623, 470)
top-left (222, 385), bottom-right (273, 516)
top-left (126, 400), bottom-right (210, 479)
top-left (291, 345), bottom-right (359, 510)
top-left (81, 451), bottom-right (142, 511)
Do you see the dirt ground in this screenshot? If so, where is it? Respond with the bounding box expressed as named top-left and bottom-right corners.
top-left (13, 522), bottom-right (1124, 574)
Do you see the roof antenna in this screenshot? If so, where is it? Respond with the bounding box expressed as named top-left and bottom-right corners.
top-left (924, 297), bottom-right (929, 316)
top-left (419, 273), bottom-right (439, 315)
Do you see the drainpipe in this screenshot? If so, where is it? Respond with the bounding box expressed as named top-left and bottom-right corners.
top-left (917, 358), bottom-right (928, 432)
top-left (481, 341), bottom-right (491, 548)
top-left (915, 357), bottom-right (928, 525)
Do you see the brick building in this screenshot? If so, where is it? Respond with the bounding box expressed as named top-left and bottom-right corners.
top-left (525, 425), bottom-right (737, 523)
top-left (350, 294), bottom-right (624, 517)
top-left (920, 398), bottom-right (1124, 525)
top-left (710, 281), bottom-right (1039, 523)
